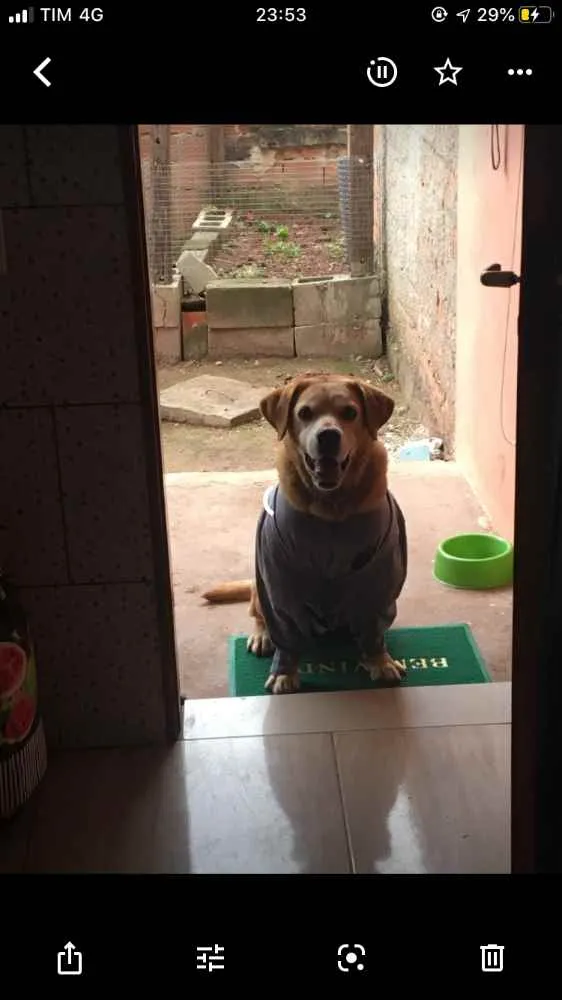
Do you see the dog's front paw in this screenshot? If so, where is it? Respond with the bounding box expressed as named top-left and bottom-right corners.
top-left (247, 630), bottom-right (274, 657)
top-left (265, 672), bottom-right (301, 695)
top-left (265, 650), bottom-right (300, 694)
top-left (361, 650), bottom-right (406, 684)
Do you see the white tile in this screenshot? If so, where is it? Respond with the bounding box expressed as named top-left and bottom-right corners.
top-left (0, 207), bottom-right (140, 405)
top-left (25, 125), bottom-right (123, 206)
top-left (0, 127), bottom-right (30, 207)
top-left (184, 682), bottom-right (511, 741)
top-left (22, 583), bottom-right (167, 747)
top-left (26, 736), bottom-right (350, 874)
top-left (55, 404), bottom-right (154, 583)
top-left (27, 746), bottom-right (189, 872)
top-left (185, 734), bottom-right (350, 873)
top-left (0, 408), bottom-right (68, 585)
top-left (334, 724), bottom-right (510, 874)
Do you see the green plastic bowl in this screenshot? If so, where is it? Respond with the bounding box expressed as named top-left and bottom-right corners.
top-left (433, 533), bottom-right (514, 590)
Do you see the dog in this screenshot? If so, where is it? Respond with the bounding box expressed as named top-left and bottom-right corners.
top-left (203, 373), bottom-right (408, 695)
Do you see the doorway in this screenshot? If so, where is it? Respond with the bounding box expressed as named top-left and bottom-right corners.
top-left (140, 124), bottom-right (518, 702)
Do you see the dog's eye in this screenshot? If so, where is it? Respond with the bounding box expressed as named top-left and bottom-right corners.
top-left (341, 405), bottom-right (357, 421)
top-left (297, 405), bottom-right (313, 422)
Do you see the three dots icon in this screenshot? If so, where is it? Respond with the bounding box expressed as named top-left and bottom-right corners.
top-left (507, 67), bottom-right (533, 75)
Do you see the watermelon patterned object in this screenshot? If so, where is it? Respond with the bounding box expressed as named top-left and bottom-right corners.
top-left (0, 573), bottom-right (47, 820)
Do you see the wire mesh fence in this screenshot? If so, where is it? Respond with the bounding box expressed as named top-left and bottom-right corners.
top-left (141, 153), bottom-right (381, 285)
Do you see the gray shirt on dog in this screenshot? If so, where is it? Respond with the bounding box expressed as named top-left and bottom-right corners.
top-left (255, 484), bottom-right (407, 657)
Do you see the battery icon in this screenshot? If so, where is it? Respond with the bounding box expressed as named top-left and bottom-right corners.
top-left (519, 5), bottom-right (553, 21)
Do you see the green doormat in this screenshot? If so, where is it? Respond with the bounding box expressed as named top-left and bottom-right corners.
top-left (228, 624), bottom-right (491, 697)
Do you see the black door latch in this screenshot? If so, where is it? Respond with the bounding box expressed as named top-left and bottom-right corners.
top-left (480, 263), bottom-right (521, 288)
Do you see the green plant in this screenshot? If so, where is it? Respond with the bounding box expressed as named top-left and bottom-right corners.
top-left (265, 239), bottom-right (301, 259)
top-left (257, 219), bottom-right (275, 233)
top-left (275, 225), bottom-right (289, 241)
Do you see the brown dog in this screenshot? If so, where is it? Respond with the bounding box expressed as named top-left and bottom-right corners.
top-left (203, 373), bottom-right (408, 694)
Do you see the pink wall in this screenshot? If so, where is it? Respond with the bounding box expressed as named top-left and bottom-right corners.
top-left (456, 125), bottom-right (523, 542)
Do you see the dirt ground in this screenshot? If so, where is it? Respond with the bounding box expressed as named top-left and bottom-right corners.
top-left (157, 357), bottom-right (429, 473)
top-left (209, 212), bottom-right (348, 280)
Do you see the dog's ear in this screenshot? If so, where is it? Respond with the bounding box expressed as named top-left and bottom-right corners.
top-left (260, 381), bottom-right (306, 439)
top-left (352, 381), bottom-right (395, 437)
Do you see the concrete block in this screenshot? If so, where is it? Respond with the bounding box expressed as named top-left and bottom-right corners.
top-left (326, 275), bottom-right (381, 325)
top-left (330, 278), bottom-right (379, 323)
top-left (159, 375), bottom-right (268, 428)
top-left (293, 275), bottom-right (381, 327)
top-left (180, 231), bottom-right (220, 252)
top-left (293, 278), bottom-right (327, 327)
top-left (180, 252), bottom-right (210, 281)
top-left (176, 250), bottom-right (217, 295)
top-left (151, 277), bottom-right (181, 328)
top-left (206, 279), bottom-right (294, 330)
top-left (154, 325), bottom-right (182, 363)
top-left (192, 208), bottom-right (233, 232)
top-left (208, 326), bottom-right (295, 358)
top-left (295, 321), bottom-right (382, 359)
top-left (182, 321), bottom-right (208, 360)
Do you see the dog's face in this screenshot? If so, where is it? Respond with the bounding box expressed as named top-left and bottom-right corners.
top-left (260, 373), bottom-right (394, 493)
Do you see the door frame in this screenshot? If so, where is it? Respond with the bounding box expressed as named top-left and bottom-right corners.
top-left (123, 122), bottom-right (562, 867)
top-left (119, 126), bottom-right (181, 741)
top-left (511, 125), bottom-right (562, 872)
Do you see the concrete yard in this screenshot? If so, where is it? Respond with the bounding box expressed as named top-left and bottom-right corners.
top-left (165, 461), bottom-right (512, 699)
top-left (157, 357), bottom-right (431, 473)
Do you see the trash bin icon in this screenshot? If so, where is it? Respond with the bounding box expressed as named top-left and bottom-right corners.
top-left (480, 944), bottom-right (504, 972)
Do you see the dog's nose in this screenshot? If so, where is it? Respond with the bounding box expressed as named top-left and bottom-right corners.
top-left (316, 426), bottom-right (342, 457)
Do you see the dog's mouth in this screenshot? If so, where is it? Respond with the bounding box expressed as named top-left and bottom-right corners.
top-left (303, 452), bottom-right (350, 491)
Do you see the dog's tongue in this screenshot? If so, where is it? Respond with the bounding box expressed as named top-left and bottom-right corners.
top-left (315, 456), bottom-right (340, 485)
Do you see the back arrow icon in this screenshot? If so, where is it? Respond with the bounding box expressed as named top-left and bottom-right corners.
top-left (34, 58), bottom-right (52, 87)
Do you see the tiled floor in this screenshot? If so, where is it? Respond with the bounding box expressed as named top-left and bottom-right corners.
top-left (1, 682), bottom-right (510, 874)
top-left (165, 462), bottom-right (513, 698)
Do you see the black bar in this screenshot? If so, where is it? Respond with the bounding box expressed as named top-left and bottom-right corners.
top-left (512, 125), bottom-right (562, 872)
top-left (0, 4), bottom-right (560, 120)
top-left (0, 873), bottom-right (548, 987)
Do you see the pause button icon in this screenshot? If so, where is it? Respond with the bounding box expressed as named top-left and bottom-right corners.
top-left (367, 58), bottom-right (398, 88)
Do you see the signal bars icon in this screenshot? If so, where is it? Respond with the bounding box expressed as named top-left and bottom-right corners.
top-left (8, 6), bottom-right (34, 22)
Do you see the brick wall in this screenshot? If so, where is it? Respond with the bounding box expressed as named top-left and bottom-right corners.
top-left (379, 124), bottom-right (458, 449)
top-left (221, 125), bottom-right (346, 203)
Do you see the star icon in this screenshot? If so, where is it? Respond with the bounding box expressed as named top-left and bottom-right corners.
top-left (434, 57), bottom-right (463, 85)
